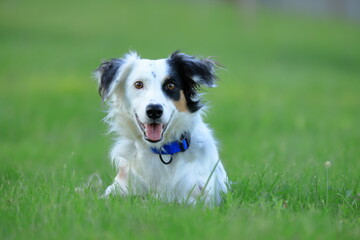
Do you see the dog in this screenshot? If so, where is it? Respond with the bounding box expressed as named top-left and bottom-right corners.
top-left (94, 51), bottom-right (228, 205)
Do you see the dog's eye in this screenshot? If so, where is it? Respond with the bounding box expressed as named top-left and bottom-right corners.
top-left (134, 81), bottom-right (144, 89)
top-left (166, 82), bottom-right (175, 90)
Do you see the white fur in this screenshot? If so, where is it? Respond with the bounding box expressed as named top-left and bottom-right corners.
top-left (97, 52), bottom-right (228, 206)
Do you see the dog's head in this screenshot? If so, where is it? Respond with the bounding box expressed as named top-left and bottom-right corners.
top-left (95, 51), bottom-right (218, 143)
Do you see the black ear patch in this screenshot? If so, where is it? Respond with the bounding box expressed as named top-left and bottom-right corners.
top-left (167, 51), bottom-right (219, 112)
top-left (168, 51), bottom-right (217, 87)
top-left (96, 58), bottom-right (125, 100)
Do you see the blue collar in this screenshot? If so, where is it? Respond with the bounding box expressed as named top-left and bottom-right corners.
top-left (151, 134), bottom-right (191, 155)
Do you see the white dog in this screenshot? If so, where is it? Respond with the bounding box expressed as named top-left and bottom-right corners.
top-left (95, 51), bottom-right (228, 205)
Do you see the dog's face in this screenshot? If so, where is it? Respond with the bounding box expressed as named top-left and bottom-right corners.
top-left (95, 51), bottom-right (217, 143)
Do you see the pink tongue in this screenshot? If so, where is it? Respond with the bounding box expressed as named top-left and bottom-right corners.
top-left (145, 123), bottom-right (163, 141)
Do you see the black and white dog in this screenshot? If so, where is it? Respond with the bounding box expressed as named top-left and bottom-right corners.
top-left (95, 51), bottom-right (228, 205)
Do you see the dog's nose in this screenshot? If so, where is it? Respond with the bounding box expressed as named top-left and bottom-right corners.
top-left (146, 104), bottom-right (163, 119)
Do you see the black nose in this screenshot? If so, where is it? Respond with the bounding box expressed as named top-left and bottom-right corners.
top-left (146, 104), bottom-right (163, 119)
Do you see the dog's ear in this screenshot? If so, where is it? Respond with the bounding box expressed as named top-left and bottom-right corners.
top-left (95, 58), bottom-right (124, 100)
top-left (168, 51), bottom-right (221, 112)
top-left (94, 52), bottom-right (138, 101)
top-left (168, 51), bottom-right (219, 88)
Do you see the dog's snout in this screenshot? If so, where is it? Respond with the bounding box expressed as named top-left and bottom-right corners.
top-left (146, 104), bottom-right (163, 119)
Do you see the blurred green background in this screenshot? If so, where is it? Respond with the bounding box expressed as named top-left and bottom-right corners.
top-left (1, 0), bottom-right (360, 239)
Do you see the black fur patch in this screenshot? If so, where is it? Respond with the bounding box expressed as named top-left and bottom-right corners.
top-left (96, 58), bottom-right (125, 99)
top-left (166, 51), bottom-right (217, 112)
top-left (162, 77), bottom-right (181, 101)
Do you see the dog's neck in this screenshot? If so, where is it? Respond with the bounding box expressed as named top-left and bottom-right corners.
top-left (150, 132), bottom-right (191, 165)
top-left (150, 132), bottom-right (191, 155)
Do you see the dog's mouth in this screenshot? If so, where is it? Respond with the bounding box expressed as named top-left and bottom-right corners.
top-left (135, 114), bottom-right (170, 143)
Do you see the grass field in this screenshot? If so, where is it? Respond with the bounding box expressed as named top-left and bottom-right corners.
top-left (1, 0), bottom-right (360, 239)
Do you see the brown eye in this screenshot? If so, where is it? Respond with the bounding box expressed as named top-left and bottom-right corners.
top-left (166, 82), bottom-right (175, 90)
top-left (134, 81), bottom-right (143, 89)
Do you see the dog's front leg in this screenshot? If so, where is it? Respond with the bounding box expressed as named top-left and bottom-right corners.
top-left (102, 164), bottom-right (129, 198)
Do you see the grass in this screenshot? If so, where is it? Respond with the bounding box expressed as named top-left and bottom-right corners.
top-left (1, 0), bottom-right (360, 239)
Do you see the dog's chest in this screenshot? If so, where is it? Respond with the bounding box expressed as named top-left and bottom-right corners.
top-left (131, 152), bottom-right (192, 190)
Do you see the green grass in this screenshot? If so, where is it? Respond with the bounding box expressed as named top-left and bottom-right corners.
top-left (1, 0), bottom-right (360, 239)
